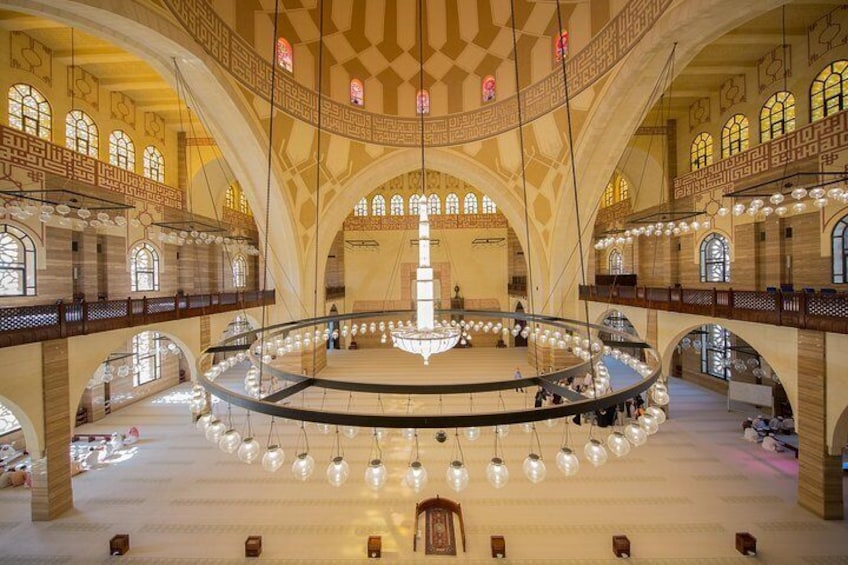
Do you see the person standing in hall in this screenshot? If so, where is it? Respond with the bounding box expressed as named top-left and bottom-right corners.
top-left (514, 367), bottom-right (524, 392)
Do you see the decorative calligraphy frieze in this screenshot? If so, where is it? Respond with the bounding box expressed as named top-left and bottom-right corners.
top-left (110, 91), bottom-right (136, 128)
top-left (809, 5), bottom-right (848, 66)
top-left (719, 75), bottom-right (746, 114)
top-left (689, 98), bottom-right (710, 133)
top-left (595, 200), bottom-right (632, 227)
top-left (9, 32), bottom-right (52, 86)
top-left (162, 0), bottom-right (673, 147)
top-left (0, 125), bottom-right (184, 209)
top-left (343, 213), bottom-right (508, 231)
top-left (757, 44), bottom-right (791, 94)
top-left (673, 111), bottom-right (848, 200)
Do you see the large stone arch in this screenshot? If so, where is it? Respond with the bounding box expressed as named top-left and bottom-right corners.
top-left (593, 308), bottom-right (645, 340)
top-left (0, 394), bottom-right (40, 458)
top-left (310, 147), bottom-right (547, 305)
top-left (0, 0), bottom-right (302, 323)
top-left (588, 303), bottom-right (650, 342)
top-left (550, 0), bottom-right (786, 315)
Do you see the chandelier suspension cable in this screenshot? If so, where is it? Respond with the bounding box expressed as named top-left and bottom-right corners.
top-left (311, 0), bottom-right (326, 378)
top-left (508, 0), bottom-right (541, 374)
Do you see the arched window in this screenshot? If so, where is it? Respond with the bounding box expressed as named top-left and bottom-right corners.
top-left (390, 194), bottom-right (404, 215)
top-left (445, 193), bottom-right (460, 214)
top-left (8, 83), bottom-right (51, 139)
top-left (427, 194), bottom-right (441, 215)
top-left (760, 91), bottom-right (795, 142)
top-left (554, 30), bottom-right (569, 61)
top-left (832, 214), bottom-right (848, 283)
top-left (601, 173), bottom-right (630, 208)
top-left (701, 324), bottom-right (730, 380)
top-left (109, 130), bottom-right (135, 171)
top-left (142, 146), bottom-right (164, 182)
top-left (463, 193), bottom-right (479, 214)
top-left (232, 255), bottom-right (247, 288)
top-left (482, 195), bottom-right (497, 214)
top-left (65, 110), bottom-right (98, 157)
top-left (409, 194), bottom-right (420, 215)
top-left (700, 233), bottom-right (730, 283)
top-left (0, 225), bottom-right (36, 296)
top-left (372, 194), bottom-right (386, 216)
top-left (350, 79), bottom-right (364, 106)
top-left (811, 60), bottom-right (848, 122)
top-left (225, 186), bottom-right (235, 209)
top-left (721, 114), bottom-right (749, 158)
top-left (482, 75), bottom-right (496, 103)
top-left (416, 89), bottom-right (430, 115)
top-left (276, 38), bottom-right (293, 73)
top-left (238, 191), bottom-right (250, 215)
top-left (354, 197), bottom-right (368, 216)
top-left (0, 402), bottom-right (21, 437)
top-left (609, 249), bottom-right (623, 275)
top-left (130, 242), bottom-right (160, 292)
top-left (132, 331), bottom-right (161, 386)
top-left (690, 132), bottom-right (713, 171)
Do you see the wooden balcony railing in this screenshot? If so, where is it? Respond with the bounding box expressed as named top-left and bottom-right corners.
top-left (0, 290), bottom-right (275, 348)
top-left (579, 285), bottom-right (848, 334)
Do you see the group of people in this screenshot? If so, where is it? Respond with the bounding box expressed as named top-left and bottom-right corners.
top-left (742, 414), bottom-right (795, 452)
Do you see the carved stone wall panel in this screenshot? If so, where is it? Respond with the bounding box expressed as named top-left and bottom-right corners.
top-left (0, 125), bottom-right (184, 209)
top-left (9, 31), bottom-right (52, 86)
top-left (67, 67), bottom-right (99, 110)
top-left (757, 44), bottom-right (791, 94)
top-left (719, 75), bottom-right (746, 114)
top-left (809, 5), bottom-right (848, 67)
top-left (144, 112), bottom-right (166, 143)
top-left (673, 111), bottom-right (848, 199)
top-left (161, 0), bottom-right (673, 147)
top-left (110, 91), bottom-right (136, 128)
top-left (689, 98), bottom-right (710, 133)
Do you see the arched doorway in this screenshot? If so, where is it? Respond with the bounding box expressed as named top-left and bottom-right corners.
top-left (514, 302), bottom-right (527, 347)
top-left (327, 305), bottom-right (341, 350)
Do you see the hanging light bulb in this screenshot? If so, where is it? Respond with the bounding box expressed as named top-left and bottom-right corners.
top-left (583, 438), bottom-right (608, 467)
top-left (638, 413), bottom-right (659, 435)
top-left (342, 425), bottom-right (359, 439)
top-left (446, 460), bottom-right (469, 492)
top-left (463, 427), bottom-right (480, 441)
top-left (261, 445), bottom-right (285, 472)
top-left (522, 453), bottom-right (547, 483)
top-left (645, 406), bottom-right (667, 425)
top-left (485, 457), bottom-right (509, 488)
top-left (218, 429), bottom-right (241, 454)
top-left (237, 437), bottom-right (261, 463)
top-left (652, 382), bottom-right (670, 406)
top-left (624, 422), bottom-right (648, 446)
top-left (402, 428), bottom-right (417, 441)
top-left (495, 424), bottom-right (509, 438)
top-left (364, 458), bottom-right (388, 490)
top-left (326, 456), bottom-right (350, 487)
top-left (205, 419), bottom-right (226, 443)
top-left (555, 447), bottom-right (579, 476)
top-left (291, 452), bottom-right (315, 481)
top-left (769, 193), bottom-right (784, 205)
top-left (606, 431), bottom-right (631, 458)
top-left (195, 413), bottom-right (214, 432)
top-left (404, 460), bottom-right (428, 492)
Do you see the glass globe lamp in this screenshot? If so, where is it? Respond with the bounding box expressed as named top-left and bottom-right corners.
top-left (292, 452), bottom-right (315, 481)
top-left (446, 460), bottom-right (469, 492)
top-left (522, 453), bottom-right (547, 483)
top-left (555, 447), bottom-right (580, 476)
top-left (584, 438), bottom-right (608, 467)
top-left (606, 431), bottom-right (631, 458)
top-left (195, 413), bottom-right (213, 432)
top-left (638, 413), bottom-right (659, 435)
top-left (463, 427), bottom-right (481, 441)
top-left (219, 429), bottom-right (241, 454)
top-left (494, 424), bottom-right (509, 438)
top-left (261, 445), bottom-right (285, 472)
top-left (652, 387), bottom-right (670, 406)
top-left (402, 428), bottom-right (417, 441)
top-left (520, 422), bottom-right (533, 434)
top-left (342, 425), bottom-right (359, 439)
top-left (624, 422), bottom-right (648, 446)
top-left (364, 459), bottom-right (387, 491)
top-left (316, 423), bottom-right (331, 435)
top-left (327, 456), bottom-right (350, 487)
top-left (205, 419), bottom-right (226, 443)
top-left (486, 457), bottom-right (509, 489)
top-left (404, 460), bottom-right (428, 492)
top-left (237, 437), bottom-right (261, 463)
top-left (645, 405), bottom-right (667, 425)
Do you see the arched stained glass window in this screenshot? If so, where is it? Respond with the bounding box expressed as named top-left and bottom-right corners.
top-left (700, 233), bottom-right (730, 283)
top-left (832, 214), bottom-right (848, 283)
top-left (372, 194), bottom-right (386, 216)
top-left (416, 89), bottom-right (430, 115)
top-left (390, 194), bottom-right (404, 215)
top-left (463, 193), bottom-right (479, 214)
top-left (482, 195), bottom-right (496, 214)
top-left (276, 38), bottom-right (293, 73)
top-left (409, 194), bottom-right (420, 215)
top-left (811, 60), bottom-right (848, 122)
top-left (8, 83), bottom-right (51, 140)
top-left (427, 194), bottom-right (440, 215)
top-left (0, 225), bottom-right (36, 296)
top-left (109, 130), bottom-right (135, 171)
top-left (130, 242), bottom-right (159, 292)
top-left (609, 249), bottom-right (623, 275)
top-left (133, 331), bottom-right (161, 386)
top-left (350, 79), bottom-right (364, 106)
top-left (721, 114), bottom-right (749, 158)
top-left (482, 75), bottom-right (496, 103)
top-left (65, 110), bottom-right (98, 157)
top-left (233, 255), bottom-right (247, 288)
top-left (143, 145), bottom-right (164, 182)
top-left (601, 173), bottom-right (630, 208)
top-left (690, 132), bottom-right (713, 171)
top-left (238, 191), bottom-right (250, 215)
top-left (225, 186), bottom-right (235, 209)
top-left (445, 193), bottom-right (459, 214)
top-left (554, 30), bottom-right (569, 61)
top-left (760, 91), bottom-right (795, 142)
top-left (354, 197), bottom-right (368, 216)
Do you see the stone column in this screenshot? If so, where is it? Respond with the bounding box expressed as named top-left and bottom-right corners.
top-left (31, 339), bottom-right (73, 521)
top-left (797, 330), bottom-right (843, 519)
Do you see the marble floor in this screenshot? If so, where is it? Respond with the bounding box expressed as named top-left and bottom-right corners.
top-left (1, 348), bottom-right (847, 564)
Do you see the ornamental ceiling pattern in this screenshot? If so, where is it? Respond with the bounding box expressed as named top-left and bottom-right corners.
top-left (162, 0), bottom-right (673, 147)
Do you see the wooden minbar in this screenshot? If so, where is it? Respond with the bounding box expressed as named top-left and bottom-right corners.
top-left (245, 535), bottom-right (262, 557)
top-left (612, 535), bottom-right (630, 558)
top-left (735, 532), bottom-right (757, 556)
top-left (490, 535), bottom-right (506, 558)
top-left (367, 536), bottom-right (382, 558)
top-left (110, 534), bottom-right (130, 556)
